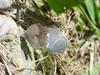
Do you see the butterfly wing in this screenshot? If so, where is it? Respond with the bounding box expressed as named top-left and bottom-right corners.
top-left (48, 36), bottom-right (68, 53)
top-left (47, 27), bottom-right (60, 45)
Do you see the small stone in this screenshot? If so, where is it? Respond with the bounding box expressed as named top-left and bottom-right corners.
top-left (0, 0), bottom-right (12, 9)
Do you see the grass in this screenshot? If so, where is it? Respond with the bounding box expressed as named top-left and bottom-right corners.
top-left (1, 0), bottom-right (100, 75)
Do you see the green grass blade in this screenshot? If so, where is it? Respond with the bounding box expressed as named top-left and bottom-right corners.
top-left (85, 0), bottom-right (96, 24)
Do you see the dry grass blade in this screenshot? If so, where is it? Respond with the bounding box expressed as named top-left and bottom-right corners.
top-left (89, 42), bottom-right (94, 75)
top-left (0, 43), bottom-right (12, 75)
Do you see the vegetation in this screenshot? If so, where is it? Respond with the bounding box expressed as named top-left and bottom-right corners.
top-left (0, 0), bottom-right (100, 75)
